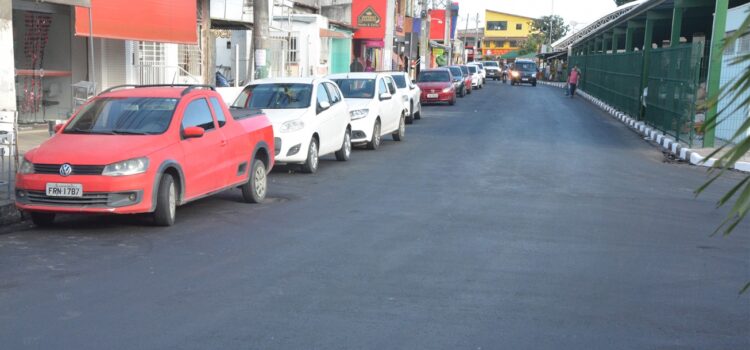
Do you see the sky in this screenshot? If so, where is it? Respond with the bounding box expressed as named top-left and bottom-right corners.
top-left (454, 0), bottom-right (620, 32)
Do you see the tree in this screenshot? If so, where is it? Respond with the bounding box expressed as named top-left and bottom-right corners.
top-left (614, 0), bottom-right (638, 6)
top-left (696, 13), bottom-right (750, 294)
top-left (531, 15), bottom-right (569, 46)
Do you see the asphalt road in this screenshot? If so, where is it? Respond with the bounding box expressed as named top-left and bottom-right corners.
top-left (1, 80), bottom-right (748, 349)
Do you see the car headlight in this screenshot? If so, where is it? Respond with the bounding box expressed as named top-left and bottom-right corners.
top-left (349, 108), bottom-right (369, 120)
top-left (512, 71), bottom-right (520, 77)
top-left (102, 157), bottom-right (149, 176)
top-left (401, 95), bottom-right (408, 102)
top-left (280, 119), bottom-right (305, 133)
top-left (442, 87), bottom-right (452, 93)
top-left (18, 157), bottom-right (34, 174)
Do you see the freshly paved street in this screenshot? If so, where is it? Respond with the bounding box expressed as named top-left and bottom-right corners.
top-left (1, 81), bottom-right (748, 349)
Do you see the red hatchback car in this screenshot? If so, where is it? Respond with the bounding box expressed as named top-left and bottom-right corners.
top-left (15, 85), bottom-right (275, 226)
top-left (417, 68), bottom-right (456, 106)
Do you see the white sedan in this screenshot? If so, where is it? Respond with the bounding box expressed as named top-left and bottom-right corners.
top-left (388, 71), bottom-right (422, 124)
top-left (467, 65), bottom-right (483, 89)
top-left (231, 77), bottom-right (352, 173)
top-left (328, 72), bottom-right (406, 150)
top-left (468, 62), bottom-right (486, 84)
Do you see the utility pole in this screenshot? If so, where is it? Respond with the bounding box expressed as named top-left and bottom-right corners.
top-left (463, 15), bottom-right (469, 63)
top-left (253, 0), bottom-right (270, 79)
top-left (548, 0), bottom-right (554, 50)
top-left (418, 0), bottom-right (430, 72)
top-left (445, 5), bottom-right (451, 65)
top-left (200, 0), bottom-right (214, 84)
top-left (474, 13), bottom-right (480, 61)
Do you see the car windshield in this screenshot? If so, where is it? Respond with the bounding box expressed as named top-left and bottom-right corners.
top-left (460, 66), bottom-right (469, 74)
top-left (448, 67), bottom-right (463, 78)
top-left (232, 83), bottom-right (312, 109)
top-left (390, 75), bottom-right (407, 89)
top-left (516, 62), bottom-right (537, 71)
top-left (418, 71), bottom-right (451, 82)
top-left (483, 62), bottom-right (499, 67)
top-left (64, 97), bottom-right (178, 135)
top-left (333, 79), bottom-right (376, 99)
top-left (467, 66), bottom-right (478, 74)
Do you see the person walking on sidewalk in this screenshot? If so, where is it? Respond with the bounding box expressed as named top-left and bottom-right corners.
top-left (568, 65), bottom-right (581, 98)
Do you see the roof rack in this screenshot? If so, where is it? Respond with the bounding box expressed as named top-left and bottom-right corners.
top-left (100, 84), bottom-right (216, 96)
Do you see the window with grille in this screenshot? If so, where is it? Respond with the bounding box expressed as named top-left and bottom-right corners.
top-left (320, 38), bottom-right (329, 64)
top-left (178, 43), bottom-right (202, 78)
top-left (738, 35), bottom-right (750, 53)
top-left (288, 37), bottom-right (298, 63)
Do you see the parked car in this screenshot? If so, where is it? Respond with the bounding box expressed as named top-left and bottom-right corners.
top-left (466, 65), bottom-right (483, 89)
top-left (459, 65), bottom-right (473, 94)
top-left (16, 85), bottom-right (275, 227)
top-left (482, 61), bottom-right (501, 80)
top-left (387, 71), bottom-right (422, 124)
top-left (468, 61), bottom-right (486, 84)
top-left (510, 59), bottom-right (538, 86)
top-left (417, 68), bottom-right (457, 106)
top-left (328, 72), bottom-right (406, 149)
top-left (448, 66), bottom-right (467, 97)
top-left (231, 77), bottom-right (352, 173)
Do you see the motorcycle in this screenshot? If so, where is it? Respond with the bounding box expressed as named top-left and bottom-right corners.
top-left (501, 69), bottom-right (507, 84)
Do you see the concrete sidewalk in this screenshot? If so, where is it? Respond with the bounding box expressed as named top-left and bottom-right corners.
top-left (0, 124), bottom-right (52, 225)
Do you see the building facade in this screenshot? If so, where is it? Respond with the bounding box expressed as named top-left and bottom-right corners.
top-left (482, 10), bottom-right (534, 58)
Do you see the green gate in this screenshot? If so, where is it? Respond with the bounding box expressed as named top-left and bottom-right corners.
top-left (568, 53), bottom-right (643, 118)
top-left (330, 38), bottom-right (351, 74)
top-left (644, 42), bottom-right (704, 146)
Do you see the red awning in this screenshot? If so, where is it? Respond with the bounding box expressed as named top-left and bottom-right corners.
top-left (75, 0), bottom-right (197, 44)
top-left (320, 28), bottom-right (350, 39)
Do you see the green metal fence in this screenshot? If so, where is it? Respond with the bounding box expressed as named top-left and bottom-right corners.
top-left (567, 42), bottom-right (704, 146)
top-left (583, 52), bottom-right (643, 118)
top-left (644, 42), bottom-right (704, 146)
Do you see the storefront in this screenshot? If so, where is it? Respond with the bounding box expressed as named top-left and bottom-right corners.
top-left (11, 0), bottom-right (198, 125)
top-left (12, 0), bottom-right (89, 124)
top-left (351, 0), bottom-right (394, 72)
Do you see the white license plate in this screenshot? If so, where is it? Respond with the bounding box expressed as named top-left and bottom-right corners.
top-left (427, 93), bottom-right (438, 98)
top-left (46, 183), bottom-right (83, 197)
top-left (522, 78), bottom-right (528, 81)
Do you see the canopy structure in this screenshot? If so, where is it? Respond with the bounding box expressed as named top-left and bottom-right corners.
top-left (499, 51), bottom-right (537, 60)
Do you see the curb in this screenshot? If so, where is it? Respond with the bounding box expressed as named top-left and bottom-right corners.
top-left (0, 201), bottom-right (22, 226)
top-left (538, 81), bottom-right (750, 173)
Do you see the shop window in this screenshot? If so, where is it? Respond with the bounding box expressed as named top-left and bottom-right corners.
top-left (486, 21), bottom-right (507, 31)
top-left (288, 37), bottom-right (298, 63)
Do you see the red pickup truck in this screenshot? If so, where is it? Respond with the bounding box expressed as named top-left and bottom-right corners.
top-left (15, 85), bottom-right (275, 226)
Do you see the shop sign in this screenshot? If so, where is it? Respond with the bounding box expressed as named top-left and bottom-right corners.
top-left (357, 6), bottom-right (381, 28)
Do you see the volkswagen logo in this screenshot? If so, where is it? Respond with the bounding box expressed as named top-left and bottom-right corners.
top-left (59, 164), bottom-right (72, 177)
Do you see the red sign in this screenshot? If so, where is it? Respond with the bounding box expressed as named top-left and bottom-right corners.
top-left (75, 0), bottom-right (197, 44)
top-left (429, 9), bottom-right (446, 40)
top-left (353, 0), bottom-right (387, 39)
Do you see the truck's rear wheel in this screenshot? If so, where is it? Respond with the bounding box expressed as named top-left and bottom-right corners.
top-left (241, 159), bottom-right (267, 203)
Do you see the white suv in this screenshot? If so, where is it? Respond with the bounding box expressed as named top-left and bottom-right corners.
top-left (482, 61), bottom-right (501, 81)
top-left (328, 73), bottom-right (406, 150)
top-left (387, 71), bottom-right (422, 124)
top-left (231, 77), bottom-right (352, 173)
